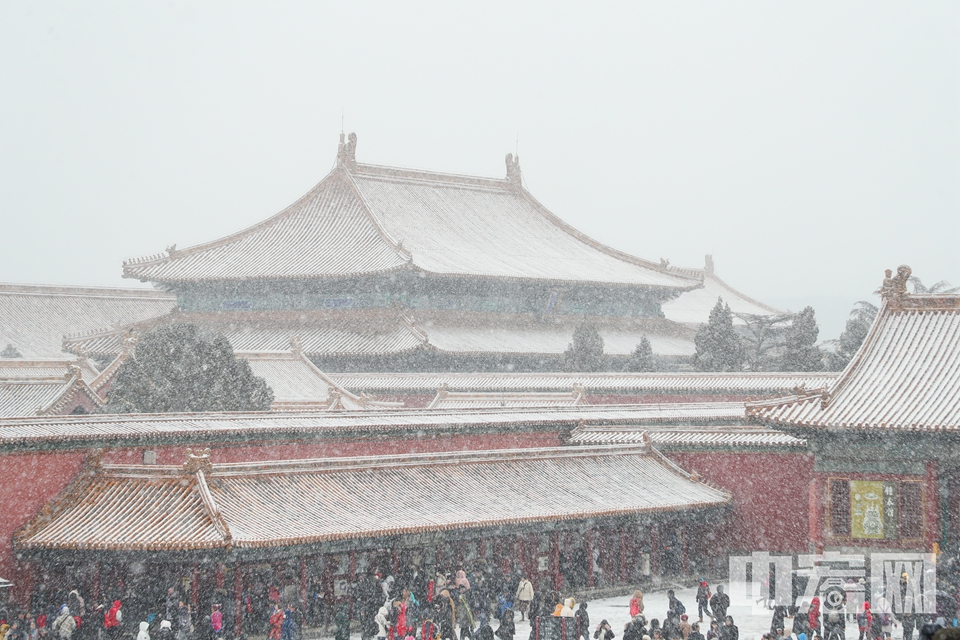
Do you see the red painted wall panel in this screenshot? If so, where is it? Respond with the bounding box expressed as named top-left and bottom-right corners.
top-left (666, 451), bottom-right (814, 554)
top-left (0, 451), bottom-right (88, 602)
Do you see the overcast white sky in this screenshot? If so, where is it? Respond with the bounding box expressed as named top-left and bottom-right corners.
top-left (1, 2), bottom-right (957, 340)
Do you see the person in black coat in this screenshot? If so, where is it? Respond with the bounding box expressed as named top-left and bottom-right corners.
top-left (709, 589), bottom-right (729, 624)
top-left (719, 617), bottom-right (738, 640)
top-left (495, 609), bottom-right (514, 640)
top-left (594, 621), bottom-right (615, 640)
top-left (477, 623), bottom-right (494, 640)
top-left (689, 623), bottom-right (706, 640)
top-left (770, 607), bottom-right (787, 637)
top-left (575, 604), bottom-right (590, 640)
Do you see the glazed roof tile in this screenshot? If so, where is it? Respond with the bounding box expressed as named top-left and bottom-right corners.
top-left (662, 269), bottom-right (782, 326)
top-left (568, 425), bottom-right (805, 448)
top-left (748, 289), bottom-right (960, 431)
top-left (64, 311), bottom-right (427, 358)
top-left (16, 445), bottom-right (729, 551)
top-left (329, 371), bottom-right (839, 395)
top-left (0, 283), bottom-right (175, 359)
top-left (0, 403), bottom-right (748, 448)
top-left (123, 162), bottom-right (699, 289)
top-left (426, 388), bottom-right (586, 410)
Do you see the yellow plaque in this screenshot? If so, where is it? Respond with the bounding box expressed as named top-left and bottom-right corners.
top-left (851, 480), bottom-right (885, 539)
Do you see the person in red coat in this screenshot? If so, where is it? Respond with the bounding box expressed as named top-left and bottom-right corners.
top-left (268, 605), bottom-right (284, 640)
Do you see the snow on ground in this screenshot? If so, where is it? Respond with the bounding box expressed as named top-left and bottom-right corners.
top-left (329, 584), bottom-right (886, 640)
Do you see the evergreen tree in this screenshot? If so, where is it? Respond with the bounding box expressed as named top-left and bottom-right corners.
top-left (779, 306), bottom-right (825, 371)
top-left (827, 301), bottom-right (878, 371)
top-left (692, 297), bottom-right (744, 372)
top-left (101, 323), bottom-right (274, 413)
top-left (625, 336), bottom-right (657, 372)
top-left (563, 321), bottom-right (605, 372)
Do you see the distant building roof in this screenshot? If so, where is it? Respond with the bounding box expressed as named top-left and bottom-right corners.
top-left (64, 310), bottom-right (427, 358)
top-left (241, 351), bottom-right (401, 411)
top-left (748, 265), bottom-right (960, 432)
top-left (427, 386), bottom-right (586, 410)
top-left (15, 445), bottom-right (729, 552)
top-left (329, 370), bottom-right (839, 396)
top-left (123, 140), bottom-right (700, 290)
top-left (568, 424), bottom-right (805, 449)
top-left (0, 359), bottom-right (104, 417)
top-left (0, 283), bottom-right (176, 359)
top-left (661, 256), bottom-right (782, 326)
top-left (0, 404), bottom-right (767, 451)
top-left (63, 309), bottom-right (698, 358)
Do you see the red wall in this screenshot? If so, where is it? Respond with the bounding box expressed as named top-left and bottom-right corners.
top-left (0, 451), bottom-right (88, 602)
top-left (98, 430), bottom-right (562, 465)
top-left (666, 450), bottom-right (815, 554)
top-left (0, 429), bottom-right (562, 602)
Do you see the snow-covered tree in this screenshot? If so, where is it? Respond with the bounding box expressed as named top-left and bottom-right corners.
top-left (563, 321), bottom-right (605, 372)
top-left (827, 301), bottom-right (878, 371)
top-left (779, 306), bottom-right (825, 371)
top-left (625, 336), bottom-right (657, 372)
top-left (693, 298), bottom-right (744, 372)
top-left (102, 323), bottom-right (273, 413)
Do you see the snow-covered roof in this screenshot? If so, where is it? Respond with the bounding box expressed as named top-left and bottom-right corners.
top-left (15, 445), bottom-right (729, 552)
top-left (568, 425), bottom-right (805, 449)
top-left (0, 283), bottom-right (175, 359)
top-left (123, 151), bottom-right (700, 290)
top-left (63, 309), bottom-right (697, 358)
top-left (0, 359), bottom-right (104, 417)
top-left (241, 351), bottom-right (401, 411)
top-left (427, 386), bottom-right (586, 410)
top-left (0, 403), bottom-right (766, 449)
top-left (64, 310), bottom-right (427, 358)
top-left (748, 266), bottom-right (960, 431)
top-left (329, 370), bottom-right (839, 396)
top-left (661, 257), bottom-right (781, 326)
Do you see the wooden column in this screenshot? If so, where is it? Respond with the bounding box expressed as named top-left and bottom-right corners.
top-left (808, 476), bottom-right (824, 554)
top-left (681, 524), bottom-right (689, 577)
top-left (926, 460), bottom-right (941, 552)
top-left (586, 528), bottom-right (595, 588)
top-left (216, 564), bottom-right (225, 590)
top-left (93, 562), bottom-right (101, 601)
top-left (234, 563), bottom-right (243, 638)
top-left (651, 525), bottom-right (659, 578)
top-left (552, 531), bottom-right (561, 590)
top-left (191, 564), bottom-right (200, 609)
top-left (300, 556), bottom-right (308, 613)
top-left (620, 529), bottom-right (628, 583)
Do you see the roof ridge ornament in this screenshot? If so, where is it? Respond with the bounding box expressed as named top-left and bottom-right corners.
top-left (184, 448), bottom-right (213, 475)
top-left (505, 153), bottom-right (522, 189)
top-left (337, 132), bottom-right (358, 171)
top-left (877, 264), bottom-right (911, 305)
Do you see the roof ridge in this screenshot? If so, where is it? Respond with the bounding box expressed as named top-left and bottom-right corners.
top-left (515, 188), bottom-right (702, 289)
top-left (0, 282), bottom-right (175, 299)
top-left (123, 170), bottom-right (407, 280)
top-left (354, 163), bottom-right (510, 191)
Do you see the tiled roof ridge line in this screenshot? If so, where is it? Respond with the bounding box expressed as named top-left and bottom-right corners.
top-left (644, 440), bottom-right (732, 499)
top-left (38, 371), bottom-right (105, 416)
top-left (704, 272), bottom-right (783, 315)
top-left (341, 167), bottom-right (415, 263)
top-left (89, 445), bottom-right (655, 481)
top-left (14, 449), bottom-right (103, 544)
top-left (194, 469), bottom-right (232, 547)
top-left (515, 188), bottom-right (702, 291)
top-left (122, 170), bottom-right (337, 270)
top-left (354, 163), bottom-right (510, 192)
top-left (0, 282), bottom-right (176, 299)
top-left (122, 170), bottom-right (409, 281)
top-left (294, 349), bottom-right (365, 405)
